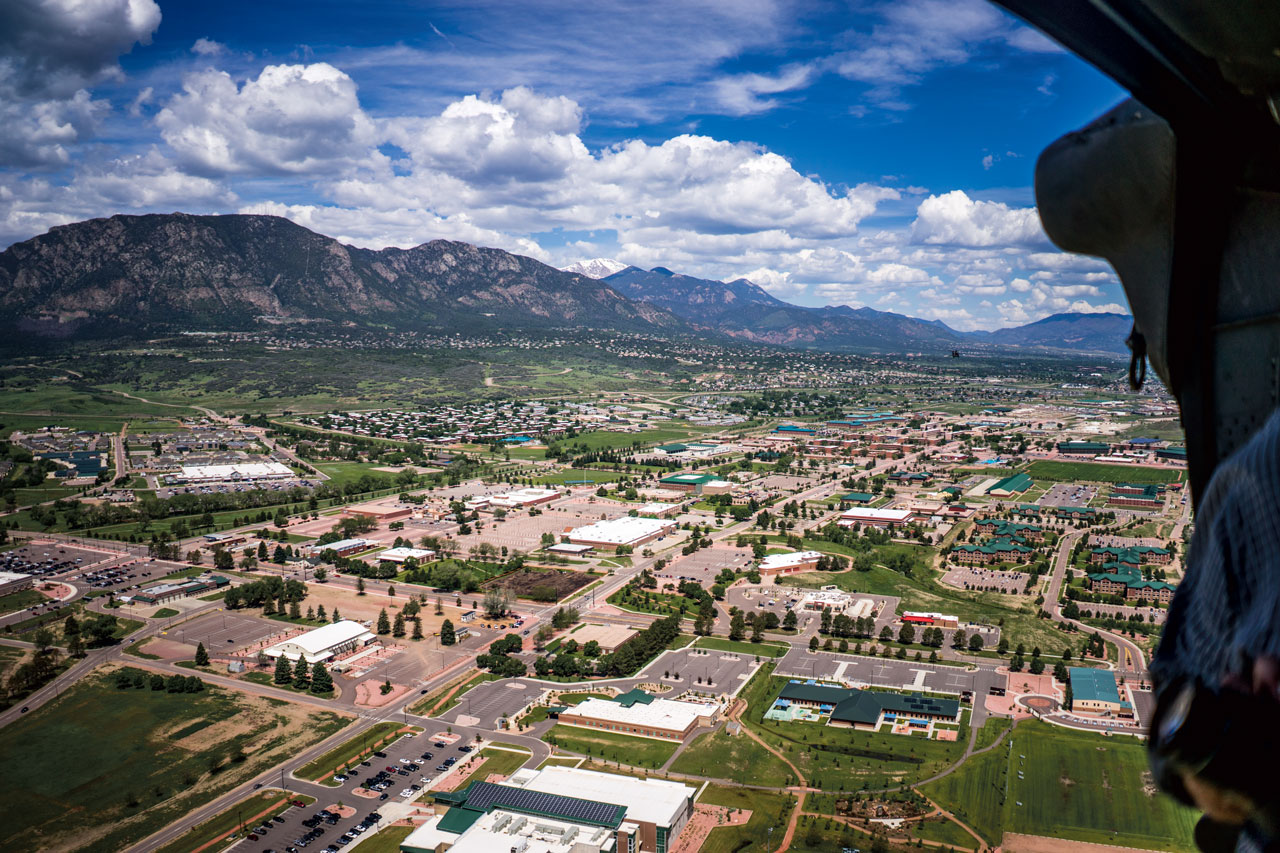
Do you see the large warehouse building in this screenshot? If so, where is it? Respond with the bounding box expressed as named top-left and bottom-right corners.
top-left (401, 767), bottom-right (695, 853)
top-left (0, 570), bottom-right (34, 596)
top-left (263, 620), bottom-right (376, 664)
top-left (169, 461), bottom-right (294, 483)
top-left (567, 516), bottom-right (677, 551)
top-left (838, 507), bottom-right (913, 528)
top-left (757, 550), bottom-right (823, 575)
top-left (556, 689), bottom-right (719, 740)
top-left (1069, 667), bottom-right (1131, 717)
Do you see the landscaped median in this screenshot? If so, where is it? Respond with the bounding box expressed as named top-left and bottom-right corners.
top-left (295, 721), bottom-right (421, 784)
top-left (152, 789), bottom-right (316, 853)
top-left (445, 744), bottom-right (532, 790)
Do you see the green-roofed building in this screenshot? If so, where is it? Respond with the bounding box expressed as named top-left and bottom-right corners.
top-left (610, 687), bottom-right (657, 707)
top-left (842, 491), bottom-right (876, 503)
top-left (1068, 667), bottom-right (1132, 717)
top-left (1058, 441), bottom-right (1112, 455)
top-left (773, 681), bottom-right (960, 730)
top-left (1157, 446), bottom-right (1188, 461)
top-left (657, 472), bottom-right (724, 495)
top-left (974, 518), bottom-right (1044, 541)
top-left (656, 443), bottom-right (688, 454)
top-left (986, 472), bottom-right (1033, 496)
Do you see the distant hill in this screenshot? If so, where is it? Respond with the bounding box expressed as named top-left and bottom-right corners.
top-left (977, 312), bottom-right (1133, 354)
top-left (603, 265), bottom-right (966, 350)
top-left (0, 214), bottom-right (687, 338)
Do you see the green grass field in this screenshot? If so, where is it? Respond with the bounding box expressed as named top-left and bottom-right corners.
top-left (909, 816), bottom-right (978, 849)
top-left (668, 730), bottom-right (794, 785)
top-left (353, 825), bottom-right (413, 853)
top-left (0, 666), bottom-right (350, 853)
top-left (533, 468), bottom-right (629, 485)
top-left (151, 789), bottom-right (316, 853)
top-left (541, 725), bottom-right (679, 769)
top-left (1026, 460), bottom-right (1185, 485)
top-left (693, 636), bottom-right (789, 658)
top-left (296, 721), bottom-right (406, 780)
top-left (0, 588), bottom-right (48, 615)
top-left (922, 719), bottom-right (1198, 851)
top-left (697, 785), bottom-right (794, 853)
top-left (451, 746), bottom-right (533, 789)
top-left (740, 666), bottom-right (968, 790)
top-left (310, 461), bottom-right (397, 487)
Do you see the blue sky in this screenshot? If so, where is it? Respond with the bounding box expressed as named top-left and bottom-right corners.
top-left (0, 0), bottom-right (1131, 329)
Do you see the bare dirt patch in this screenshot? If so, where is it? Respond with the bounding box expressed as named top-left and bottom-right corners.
top-left (1002, 833), bottom-right (1150, 853)
top-left (486, 567), bottom-right (595, 601)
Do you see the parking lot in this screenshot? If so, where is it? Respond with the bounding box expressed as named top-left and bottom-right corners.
top-left (942, 566), bottom-right (1030, 594)
top-left (656, 544), bottom-right (751, 588)
top-left (776, 646), bottom-right (1000, 701)
top-left (161, 609), bottom-right (281, 652)
top-left (1039, 483), bottom-right (1097, 508)
top-left (442, 679), bottom-right (539, 727)
top-left (156, 477), bottom-right (317, 499)
top-left (77, 557), bottom-right (189, 595)
top-left (234, 791), bottom-right (392, 852)
top-left (638, 645), bottom-right (760, 698)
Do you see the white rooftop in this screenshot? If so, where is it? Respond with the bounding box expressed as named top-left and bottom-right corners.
top-left (378, 546), bottom-right (435, 563)
top-left (270, 620), bottom-right (372, 656)
top-left (563, 695), bottom-right (716, 738)
top-left (0, 570), bottom-right (32, 583)
top-left (506, 765), bottom-right (696, 828)
top-left (839, 507), bottom-right (913, 523)
top-left (177, 461), bottom-right (292, 480)
top-left (758, 550), bottom-right (823, 571)
top-left (568, 516), bottom-right (673, 546)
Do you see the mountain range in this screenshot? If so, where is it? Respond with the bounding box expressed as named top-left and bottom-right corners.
top-left (0, 213), bottom-right (1129, 354)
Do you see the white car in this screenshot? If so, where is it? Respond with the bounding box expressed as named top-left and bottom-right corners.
top-left (400, 788), bottom-right (414, 797)
top-left (399, 758), bottom-right (411, 764)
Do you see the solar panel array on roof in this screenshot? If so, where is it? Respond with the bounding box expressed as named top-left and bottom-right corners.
top-left (457, 781), bottom-right (626, 828)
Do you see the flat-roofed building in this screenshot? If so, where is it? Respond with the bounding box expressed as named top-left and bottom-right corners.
top-left (170, 461), bottom-right (294, 483)
top-left (556, 689), bottom-right (719, 740)
top-left (341, 504), bottom-right (412, 522)
top-left (403, 768), bottom-right (696, 853)
top-left (901, 611), bottom-right (959, 629)
top-left (131, 574), bottom-right (229, 605)
top-left (656, 473), bottom-right (731, 495)
top-left (838, 507), bottom-right (913, 528)
top-left (488, 487), bottom-right (560, 508)
top-left (1069, 667), bottom-right (1131, 716)
top-left (263, 619), bottom-right (376, 664)
top-left (770, 682), bottom-right (960, 731)
top-left (567, 516), bottom-right (676, 551)
top-left (377, 546), bottom-right (436, 564)
top-left (757, 550), bottom-right (822, 575)
top-left (307, 537), bottom-right (376, 557)
top-left (0, 570), bottom-right (34, 596)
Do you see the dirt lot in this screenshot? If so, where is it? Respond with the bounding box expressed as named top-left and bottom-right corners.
top-left (1002, 833), bottom-right (1147, 853)
top-left (303, 582), bottom-right (468, 628)
top-left (486, 567), bottom-right (597, 601)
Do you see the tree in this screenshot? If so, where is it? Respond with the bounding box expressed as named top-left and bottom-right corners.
top-left (1029, 657), bottom-right (1046, 675)
top-left (783, 610), bottom-right (798, 631)
top-left (997, 636), bottom-right (1009, 655)
top-left (729, 611), bottom-right (746, 642)
top-left (412, 619), bottom-right (424, 641)
top-left (313, 566), bottom-right (327, 582)
top-left (274, 655), bottom-right (292, 684)
top-left (195, 642), bottom-right (210, 666)
top-left (310, 661), bottom-right (334, 694)
top-left (951, 629), bottom-right (967, 650)
top-left (1053, 661), bottom-right (1069, 682)
top-left (293, 655), bottom-right (310, 688)
top-left (879, 625), bottom-right (893, 643)
top-left (898, 624), bottom-right (915, 645)
top-left (67, 632), bottom-right (84, 657)
top-left (376, 609), bottom-right (391, 635)
top-left (968, 633), bottom-right (984, 652)
top-left (393, 612), bottom-right (406, 638)
top-left (440, 619), bottom-right (456, 646)
top-left (357, 577), bottom-right (366, 596)
top-left (809, 636), bottom-right (819, 651)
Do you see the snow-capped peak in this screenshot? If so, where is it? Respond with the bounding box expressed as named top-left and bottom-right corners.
top-left (561, 258), bottom-right (629, 279)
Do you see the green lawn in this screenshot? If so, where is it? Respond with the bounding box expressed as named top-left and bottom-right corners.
top-left (311, 461), bottom-right (397, 488)
top-left (668, 730), bottom-right (794, 786)
top-left (0, 666), bottom-right (350, 853)
top-left (922, 719), bottom-right (1198, 851)
top-left (1026, 460), bottom-right (1185, 485)
top-left (542, 725), bottom-right (679, 769)
top-left (353, 825), bottom-right (413, 853)
top-left (0, 588), bottom-right (48, 615)
top-left (740, 666), bottom-right (968, 791)
top-left (694, 636), bottom-right (789, 658)
top-left (697, 785), bottom-right (795, 853)
top-left (909, 816), bottom-right (979, 850)
top-left (152, 789), bottom-right (316, 853)
top-left (296, 720), bottom-right (406, 780)
top-left (451, 746), bottom-right (533, 789)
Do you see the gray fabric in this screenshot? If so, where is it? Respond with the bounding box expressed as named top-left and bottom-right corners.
top-left (1152, 408), bottom-right (1280, 852)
